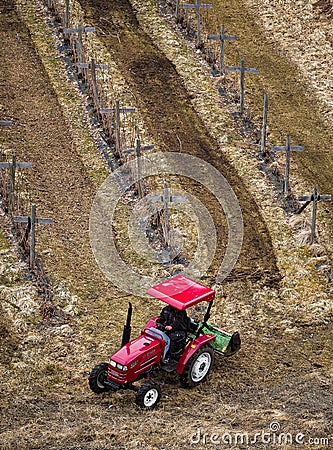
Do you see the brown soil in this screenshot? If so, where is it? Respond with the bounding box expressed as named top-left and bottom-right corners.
top-left (0, 0), bottom-right (332, 449)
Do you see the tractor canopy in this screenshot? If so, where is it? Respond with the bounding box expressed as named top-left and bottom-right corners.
top-left (147, 275), bottom-right (215, 310)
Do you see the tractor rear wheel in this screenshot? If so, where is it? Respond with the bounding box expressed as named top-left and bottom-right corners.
top-left (89, 362), bottom-right (110, 393)
top-left (180, 345), bottom-right (214, 388)
top-left (135, 381), bottom-right (161, 409)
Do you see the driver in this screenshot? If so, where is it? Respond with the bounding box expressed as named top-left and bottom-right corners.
top-left (156, 304), bottom-right (188, 362)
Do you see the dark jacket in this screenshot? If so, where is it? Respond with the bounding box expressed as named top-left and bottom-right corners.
top-left (156, 305), bottom-right (188, 333)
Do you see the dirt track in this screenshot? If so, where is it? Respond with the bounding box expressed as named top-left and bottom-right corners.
top-left (0, 0), bottom-right (332, 449)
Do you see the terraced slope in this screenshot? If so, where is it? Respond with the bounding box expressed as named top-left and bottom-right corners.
top-left (78, 0), bottom-right (279, 282)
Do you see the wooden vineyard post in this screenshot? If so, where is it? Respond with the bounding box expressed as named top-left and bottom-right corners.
top-left (0, 154), bottom-right (32, 213)
top-left (297, 185), bottom-right (331, 244)
top-left (122, 138), bottom-right (155, 198)
top-left (311, 185), bottom-right (318, 245)
top-left (175, 0), bottom-right (180, 19)
top-left (64, 0), bottom-right (70, 30)
top-left (77, 24), bottom-right (83, 67)
top-left (163, 183), bottom-right (171, 248)
top-left (135, 138), bottom-right (143, 199)
top-left (30, 203), bottom-right (36, 270)
top-left (13, 204), bottom-right (52, 269)
top-left (63, 25), bottom-right (96, 70)
top-left (272, 135), bottom-right (304, 194)
top-left (115, 100), bottom-right (122, 156)
top-left (63, 0), bottom-right (70, 42)
top-left (10, 154), bottom-right (16, 213)
top-left (77, 59), bottom-right (108, 102)
top-left (208, 25), bottom-right (237, 74)
top-left (148, 183), bottom-right (186, 255)
top-left (261, 93), bottom-right (269, 154)
top-left (182, 0), bottom-right (212, 45)
top-left (100, 101), bottom-right (135, 157)
top-left (91, 59), bottom-right (108, 103)
top-left (226, 57), bottom-right (259, 114)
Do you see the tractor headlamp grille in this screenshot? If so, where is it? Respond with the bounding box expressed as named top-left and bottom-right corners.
top-left (108, 366), bottom-right (127, 382)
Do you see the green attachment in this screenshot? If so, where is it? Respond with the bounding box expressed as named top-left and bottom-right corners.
top-left (192, 322), bottom-right (241, 356)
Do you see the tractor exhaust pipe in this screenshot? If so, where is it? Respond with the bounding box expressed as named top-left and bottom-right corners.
top-left (121, 302), bottom-right (132, 347)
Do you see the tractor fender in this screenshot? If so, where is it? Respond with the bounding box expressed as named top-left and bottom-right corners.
top-left (176, 334), bottom-right (216, 375)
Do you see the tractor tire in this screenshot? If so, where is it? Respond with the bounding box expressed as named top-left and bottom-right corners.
top-left (135, 381), bottom-right (161, 409)
top-left (180, 345), bottom-right (214, 388)
top-left (89, 362), bottom-right (110, 393)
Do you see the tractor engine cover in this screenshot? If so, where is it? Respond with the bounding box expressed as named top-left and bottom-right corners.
top-left (108, 334), bottom-right (163, 384)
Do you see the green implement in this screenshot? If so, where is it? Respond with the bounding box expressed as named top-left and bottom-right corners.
top-left (191, 322), bottom-right (241, 356)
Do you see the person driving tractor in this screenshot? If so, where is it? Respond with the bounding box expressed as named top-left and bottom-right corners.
top-left (155, 304), bottom-right (189, 362)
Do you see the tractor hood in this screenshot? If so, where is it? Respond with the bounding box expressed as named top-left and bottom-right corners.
top-left (110, 333), bottom-right (161, 367)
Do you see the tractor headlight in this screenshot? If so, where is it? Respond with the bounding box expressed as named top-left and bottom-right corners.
top-left (110, 359), bottom-right (127, 371)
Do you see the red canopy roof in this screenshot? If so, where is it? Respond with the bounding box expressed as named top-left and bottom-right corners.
top-left (147, 275), bottom-right (215, 310)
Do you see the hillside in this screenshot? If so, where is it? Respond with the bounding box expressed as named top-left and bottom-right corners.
top-left (0, 0), bottom-right (332, 449)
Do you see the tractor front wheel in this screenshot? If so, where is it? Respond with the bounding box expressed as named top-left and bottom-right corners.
top-left (89, 362), bottom-right (110, 393)
top-left (135, 381), bottom-right (161, 409)
top-left (180, 345), bottom-right (214, 388)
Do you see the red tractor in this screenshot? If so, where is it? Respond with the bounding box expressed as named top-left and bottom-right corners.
top-left (89, 275), bottom-right (240, 408)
